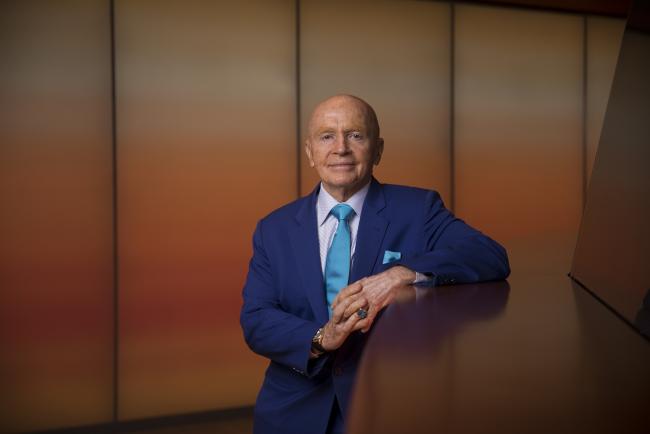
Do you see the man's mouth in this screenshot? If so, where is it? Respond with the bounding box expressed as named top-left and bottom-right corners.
top-left (328, 162), bottom-right (355, 169)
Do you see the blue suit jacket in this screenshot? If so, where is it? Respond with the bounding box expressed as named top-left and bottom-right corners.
top-left (240, 179), bottom-right (510, 434)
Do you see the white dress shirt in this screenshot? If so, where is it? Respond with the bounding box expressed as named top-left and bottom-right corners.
top-left (316, 182), bottom-right (370, 274)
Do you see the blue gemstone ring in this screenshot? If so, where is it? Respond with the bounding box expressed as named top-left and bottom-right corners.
top-left (357, 308), bottom-right (368, 319)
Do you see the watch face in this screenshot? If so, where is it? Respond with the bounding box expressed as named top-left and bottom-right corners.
top-left (312, 328), bottom-right (326, 353)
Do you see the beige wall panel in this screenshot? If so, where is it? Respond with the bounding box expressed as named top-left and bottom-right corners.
top-left (0, 1), bottom-right (114, 432)
top-left (115, 0), bottom-right (296, 419)
top-left (300, 0), bottom-right (451, 203)
top-left (454, 5), bottom-right (583, 274)
top-left (586, 16), bottom-right (625, 183)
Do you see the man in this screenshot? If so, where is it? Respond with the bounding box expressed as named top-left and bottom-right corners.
top-left (241, 95), bottom-right (509, 434)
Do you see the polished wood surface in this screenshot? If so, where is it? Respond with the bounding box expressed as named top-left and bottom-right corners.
top-left (348, 276), bottom-right (650, 434)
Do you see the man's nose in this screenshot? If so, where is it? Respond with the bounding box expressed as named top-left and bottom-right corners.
top-left (333, 135), bottom-right (350, 153)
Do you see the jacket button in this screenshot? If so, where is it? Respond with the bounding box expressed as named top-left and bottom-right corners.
top-left (334, 366), bottom-right (344, 376)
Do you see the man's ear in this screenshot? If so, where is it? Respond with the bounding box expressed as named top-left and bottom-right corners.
top-left (374, 138), bottom-right (384, 166)
top-left (305, 141), bottom-right (315, 168)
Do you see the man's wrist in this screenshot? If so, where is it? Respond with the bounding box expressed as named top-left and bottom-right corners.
top-left (390, 265), bottom-right (417, 285)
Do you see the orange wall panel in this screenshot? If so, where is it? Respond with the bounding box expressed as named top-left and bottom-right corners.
top-left (0, 1), bottom-right (114, 431)
top-left (300, 0), bottom-right (452, 203)
top-left (454, 5), bottom-right (584, 274)
top-left (114, 0), bottom-right (296, 419)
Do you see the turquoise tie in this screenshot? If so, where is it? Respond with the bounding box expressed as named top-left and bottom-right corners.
top-left (325, 204), bottom-right (354, 317)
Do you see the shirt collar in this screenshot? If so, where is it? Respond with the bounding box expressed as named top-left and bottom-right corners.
top-left (316, 181), bottom-right (371, 227)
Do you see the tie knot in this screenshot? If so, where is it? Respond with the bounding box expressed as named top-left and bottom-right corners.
top-left (331, 204), bottom-right (354, 221)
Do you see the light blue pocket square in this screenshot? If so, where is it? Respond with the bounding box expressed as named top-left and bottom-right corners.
top-left (382, 250), bottom-right (402, 264)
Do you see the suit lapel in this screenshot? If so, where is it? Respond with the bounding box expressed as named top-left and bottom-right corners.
top-left (350, 179), bottom-right (389, 283)
top-left (289, 186), bottom-right (329, 324)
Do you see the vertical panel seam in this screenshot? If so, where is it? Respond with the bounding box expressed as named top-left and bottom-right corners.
top-left (449, 1), bottom-right (456, 213)
top-left (582, 15), bottom-right (588, 209)
top-left (295, 0), bottom-right (302, 199)
top-left (109, 0), bottom-right (119, 422)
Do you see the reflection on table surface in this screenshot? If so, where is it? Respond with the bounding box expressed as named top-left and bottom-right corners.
top-left (348, 275), bottom-right (650, 434)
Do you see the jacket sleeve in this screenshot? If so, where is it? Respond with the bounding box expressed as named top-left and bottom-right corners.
top-left (240, 219), bottom-right (329, 377)
top-left (396, 190), bottom-right (510, 285)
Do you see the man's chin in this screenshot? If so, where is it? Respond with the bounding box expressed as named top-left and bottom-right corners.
top-left (324, 177), bottom-right (359, 189)
top-left (322, 176), bottom-right (371, 196)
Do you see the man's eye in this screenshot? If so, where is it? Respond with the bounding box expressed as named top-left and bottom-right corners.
top-left (349, 132), bottom-right (363, 140)
top-left (320, 134), bottom-right (334, 142)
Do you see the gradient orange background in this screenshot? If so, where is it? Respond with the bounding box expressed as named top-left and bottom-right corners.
top-left (0, 0), bottom-right (624, 432)
top-left (1, 1), bottom-right (114, 432)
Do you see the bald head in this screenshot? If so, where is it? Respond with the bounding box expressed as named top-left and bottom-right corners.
top-left (304, 94), bottom-right (384, 202)
top-left (307, 94), bottom-right (380, 140)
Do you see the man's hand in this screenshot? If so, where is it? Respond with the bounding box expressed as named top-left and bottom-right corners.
top-left (332, 266), bottom-right (416, 333)
top-left (320, 282), bottom-right (372, 351)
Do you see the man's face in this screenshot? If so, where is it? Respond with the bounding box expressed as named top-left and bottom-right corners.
top-left (305, 96), bottom-right (383, 199)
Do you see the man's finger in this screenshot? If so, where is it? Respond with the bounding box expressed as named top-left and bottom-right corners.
top-left (333, 293), bottom-right (364, 323)
top-left (332, 295), bottom-right (353, 323)
top-left (352, 317), bottom-right (372, 332)
top-left (342, 281), bottom-right (363, 297)
top-left (343, 296), bottom-right (368, 319)
top-left (335, 290), bottom-right (364, 311)
top-left (332, 281), bottom-right (363, 308)
top-left (360, 307), bottom-right (377, 333)
top-left (340, 307), bottom-right (363, 333)
top-left (331, 284), bottom-right (357, 309)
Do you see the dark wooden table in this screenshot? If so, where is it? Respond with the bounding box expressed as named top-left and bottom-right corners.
top-left (347, 275), bottom-right (650, 434)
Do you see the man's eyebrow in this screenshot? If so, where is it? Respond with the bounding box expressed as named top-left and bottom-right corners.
top-left (313, 124), bottom-right (367, 135)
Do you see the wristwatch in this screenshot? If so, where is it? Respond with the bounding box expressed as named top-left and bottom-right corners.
top-left (311, 327), bottom-right (327, 356)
